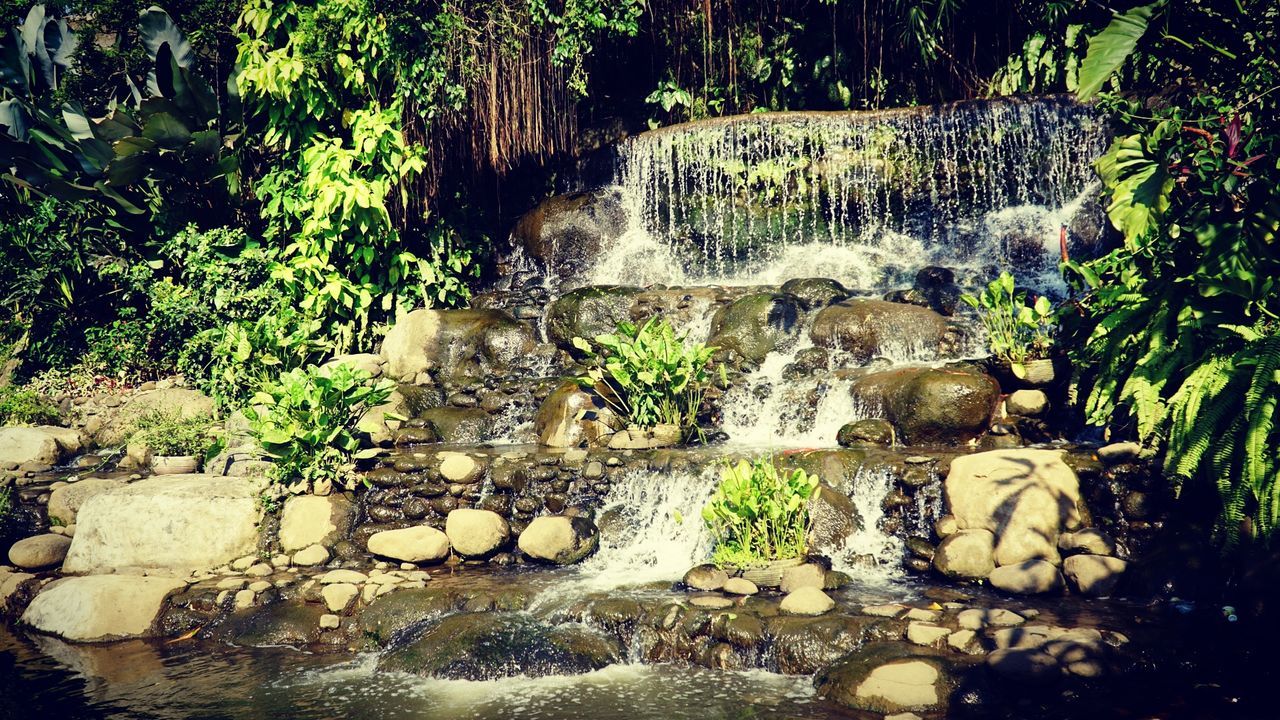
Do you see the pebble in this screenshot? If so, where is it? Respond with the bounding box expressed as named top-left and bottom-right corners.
top-left (245, 563), bottom-right (273, 577)
top-left (722, 577), bottom-right (759, 595)
top-left (320, 569), bottom-right (368, 585)
top-left (319, 614), bottom-right (341, 630)
top-left (234, 589), bottom-right (256, 610)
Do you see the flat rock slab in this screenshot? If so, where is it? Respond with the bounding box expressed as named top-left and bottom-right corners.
top-left (63, 475), bottom-right (261, 574)
top-left (21, 575), bottom-right (187, 641)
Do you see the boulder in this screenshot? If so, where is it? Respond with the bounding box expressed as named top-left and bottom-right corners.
top-left (62, 475), bottom-right (261, 574)
top-left (1063, 554), bottom-right (1127, 597)
top-left (517, 516), bottom-right (599, 565)
top-left (81, 389), bottom-right (215, 447)
top-left (444, 509), bottom-right (510, 557)
top-left (0, 427), bottom-right (62, 467)
top-left (683, 564), bottom-right (728, 591)
top-left (932, 529), bottom-right (995, 580)
top-left (21, 575), bottom-right (187, 641)
top-left (380, 308), bottom-right (535, 383)
top-left (279, 494), bottom-right (354, 552)
top-left (509, 189), bottom-right (629, 284)
top-left (817, 644), bottom-right (954, 715)
top-left (812, 299), bottom-right (952, 362)
top-left (849, 366), bottom-right (1000, 445)
top-left (356, 385), bottom-right (412, 445)
top-left (420, 407), bottom-right (493, 444)
top-left (1006, 389), bottom-right (1049, 416)
top-left (945, 449), bottom-right (1082, 566)
top-left (533, 381), bottom-right (622, 448)
top-left (367, 526), bottom-right (451, 564)
top-left (545, 285), bottom-right (642, 354)
top-left (291, 544), bottom-right (330, 566)
top-left (808, 484), bottom-right (863, 559)
top-left (912, 266), bottom-right (962, 316)
top-left (780, 563), bottom-right (827, 592)
top-left (780, 587), bottom-right (835, 615)
top-left (708, 292), bottom-right (805, 363)
top-left (437, 452), bottom-right (482, 483)
top-left (836, 419), bottom-right (895, 446)
top-left (723, 577), bottom-right (759, 595)
top-left (47, 478), bottom-right (124, 526)
top-left (8, 534), bottom-right (72, 569)
top-left (780, 278), bottom-right (851, 310)
top-left (988, 560), bottom-right (1065, 595)
top-left (322, 583), bottom-right (359, 613)
top-left (1058, 528), bottom-right (1116, 556)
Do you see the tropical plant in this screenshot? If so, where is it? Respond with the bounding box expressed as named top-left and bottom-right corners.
top-left (702, 457), bottom-right (820, 567)
top-left (196, 307), bottom-right (330, 411)
top-left (244, 362), bottom-right (395, 495)
top-left (962, 271), bottom-right (1056, 376)
top-left (0, 384), bottom-right (59, 425)
top-left (128, 408), bottom-right (217, 459)
top-left (572, 318), bottom-right (717, 437)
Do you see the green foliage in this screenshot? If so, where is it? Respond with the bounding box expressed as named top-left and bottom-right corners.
top-left (1075, 2), bottom-right (1164, 100)
top-left (197, 306), bottom-right (329, 411)
top-left (245, 362), bottom-right (394, 495)
top-left (961, 271), bottom-right (1056, 376)
top-left (701, 458), bottom-right (820, 567)
top-left (990, 24), bottom-right (1086, 95)
top-left (572, 318), bottom-right (716, 437)
top-left (0, 384), bottom-right (59, 425)
top-left (128, 408), bottom-right (217, 458)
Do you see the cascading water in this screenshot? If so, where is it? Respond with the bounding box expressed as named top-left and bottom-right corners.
top-left (585, 96), bottom-right (1108, 293)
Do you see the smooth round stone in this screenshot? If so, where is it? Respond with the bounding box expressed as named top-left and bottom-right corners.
top-left (444, 509), bottom-right (510, 557)
top-left (722, 577), bottom-right (759, 595)
top-left (8, 534), bottom-right (72, 569)
top-left (438, 452), bottom-right (479, 482)
top-left (780, 587), bottom-right (835, 615)
top-left (683, 564), bottom-right (728, 591)
top-left (367, 526), bottom-right (451, 564)
top-left (292, 544), bottom-right (330, 567)
top-left (689, 593), bottom-right (734, 609)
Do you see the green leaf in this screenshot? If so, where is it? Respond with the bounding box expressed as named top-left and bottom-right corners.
top-left (1076, 2), bottom-right (1164, 100)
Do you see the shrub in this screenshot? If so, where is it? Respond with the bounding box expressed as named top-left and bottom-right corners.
top-left (0, 386), bottom-right (60, 426)
top-left (128, 409), bottom-right (218, 459)
top-left (961, 271), bottom-right (1056, 377)
top-left (195, 308), bottom-right (331, 410)
top-left (702, 458), bottom-right (820, 567)
top-left (245, 363), bottom-right (395, 495)
top-left (572, 318), bottom-right (717, 437)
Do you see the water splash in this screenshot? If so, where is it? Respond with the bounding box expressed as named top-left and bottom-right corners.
top-left (831, 467), bottom-right (905, 582)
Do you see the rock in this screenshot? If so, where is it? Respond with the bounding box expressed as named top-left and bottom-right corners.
top-left (780, 278), bottom-right (851, 309)
top-left (945, 449), bottom-right (1081, 566)
top-left (947, 629), bottom-right (980, 654)
top-left (444, 509), bottom-right (510, 558)
top-left (319, 613), bottom-right (341, 630)
top-left (709, 293), bottom-right (805, 363)
top-left (0, 571), bottom-right (34, 607)
top-left (862, 604), bottom-right (906, 618)
top-left (368, 526), bottom-right (451, 564)
top-left (509, 189), bottom-right (629, 284)
top-left (723, 577), bottom-right (758, 595)
top-left (934, 515), bottom-right (959, 538)
top-left (808, 484), bottom-right (863, 559)
top-left (8, 534), bottom-right (72, 569)
top-left (912, 266), bottom-right (962, 316)
top-left (279, 494), bottom-right (354, 553)
top-left (356, 386), bottom-right (412, 445)
top-left (1058, 528), bottom-right (1116, 556)
top-left (533, 381), bottom-right (623, 448)
top-left (818, 645), bottom-right (953, 715)
top-left (234, 589), bottom-right (256, 610)
top-left (438, 452), bottom-right (481, 483)
top-left (836, 418), bottom-right (895, 446)
top-left (986, 647), bottom-right (1061, 682)
top-left (689, 593), bottom-right (735, 609)
top-left (0, 427), bottom-right (62, 467)
top-left (46, 478), bottom-right (124, 526)
top-left (322, 583), bottom-right (359, 613)
top-left (957, 608), bottom-right (1024, 630)
top-left (62, 475), bottom-right (260, 575)
top-left (245, 563), bottom-right (272, 577)
top-left (545, 285), bottom-right (642, 354)
top-left (421, 407), bottom-right (492, 444)
top-left (83, 389), bottom-right (215, 447)
top-left (1063, 554), bottom-right (1127, 597)
top-left (932, 529), bottom-right (995, 580)
top-left (811, 299), bottom-right (952, 363)
top-left (1097, 441), bottom-right (1141, 465)
top-left (849, 366), bottom-right (1000, 445)
top-left (683, 564), bottom-right (728, 591)
top-left (517, 516), bottom-right (599, 565)
top-left (1006, 389), bottom-right (1049, 416)
top-left (380, 308), bottom-right (535, 383)
top-left (780, 563), bottom-right (827, 593)
top-left (906, 622), bottom-right (950, 647)
top-left (21, 575), bottom-right (187, 641)
top-left (780, 587), bottom-right (835, 615)
top-left (291, 544), bottom-right (330, 566)
top-left (320, 569), bottom-right (368, 584)
top-left (989, 560), bottom-right (1065, 595)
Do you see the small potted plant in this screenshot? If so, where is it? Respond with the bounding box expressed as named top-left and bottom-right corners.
top-left (701, 457), bottom-right (820, 587)
top-left (128, 410), bottom-right (218, 475)
top-left (961, 271), bottom-right (1061, 387)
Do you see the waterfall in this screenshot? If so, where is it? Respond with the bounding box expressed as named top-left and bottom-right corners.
top-left (586, 96), bottom-right (1108, 293)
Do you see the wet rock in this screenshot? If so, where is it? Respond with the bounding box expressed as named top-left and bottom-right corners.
top-left (780, 563), bottom-right (827, 593)
top-left (1063, 554), bottom-right (1127, 597)
top-left (280, 494), bottom-right (354, 552)
top-left (837, 418), bottom-right (895, 446)
top-left (723, 577), bottom-right (758, 595)
top-left (215, 602), bottom-right (328, 646)
top-left (709, 292), bottom-right (805, 363)
top-left (377, 612), bottom-right (620, 680)
top-left (988, 560), bottom-right (1065, 595)
top-left (1058, 528), bottom-right (1116, 556)
top-left (849, 366), bottom-right (999, 445)
top-left (768, 615), bottom-right (876, 674)
top-left (8, 534), bottom-right (72, 569)
top-left (518, 516), bottom-right (599, 565)
top-left (780, 587), bottom-right (835, 615)
top-left (534, 381), bottom-right (623, 448)
top-left (986, 646), bottom-right (1060, 682)
top-left (368, 526), bottom-right (451, 564)
top-left (945, 449), bottom-right (1081, 566)
top-left (546, 285), bottom-right (643, 353)
top-left (957, 608), bottom-right (1024, 630)
top-left (22, 575), bottom-right (187, 642)
top-left (780, 278), bottom-right (851, 310)
top-left (689, 593), bottom-right (735, 609)
top-left (420, 408), bottom-right (492, 444)
top-left (934, 515), bottom-right (959, 538)
top-left (913, 266), bottom-right (962, 316)
top-left (380, 308), bottom-right (535, 383)
top-left (816, 643), bottom-right (954, 715)
top-left (683, 564), bottom-right (728, 591)
top-left (1097, 441), bottom-right (1141, 465)
top-left (906, 622), bottom-right (950, 647)
top-left (809, 484), bottom-right (863, 558)
top-left (291, 544), bottom-right (330, 566)
top-left (438, 452), bottom-right (482, 483)
top-left (0, 427), bottom-right (65, 468)
top-left (509, 189), bottom-right (629, 284)
top-left (932, 529), bottom-right (995, 580)
top-left (445, 509), bottom-right (510, 558)
top-left (811, 300), bottom-right (951, 362)
top-left (1006, 389), bottom-right (1049, 416)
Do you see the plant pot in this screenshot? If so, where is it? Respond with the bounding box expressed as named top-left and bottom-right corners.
top-left (989, 356), bottom-right (1066, 390)
top-left (731, 557), bottom-right (805, 588)
top-left (151, 455), bottom-right (199, 475)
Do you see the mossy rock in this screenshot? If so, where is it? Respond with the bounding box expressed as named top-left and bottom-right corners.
top-left (780, 278), bottom-right (851, 310)
top-left (546, 285), bottom-right (643, 354)
top-left (709, 292), bottom-right (805, 363)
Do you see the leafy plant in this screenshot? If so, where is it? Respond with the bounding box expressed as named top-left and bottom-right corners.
top-left (244, 362), bottom-right (394, 495)
top-left (701, 458), bottom-right (820, 567)
top-left (0, 385), bottom-right (59, 425)
top-left (961, 271), bottom-right (1056, 376)
top-left (195, 306), bottom-right (329, 410)
top-left (128, 408), bottom-right (217, 458)
top-left (572, 318), bottom-right (716, 438)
